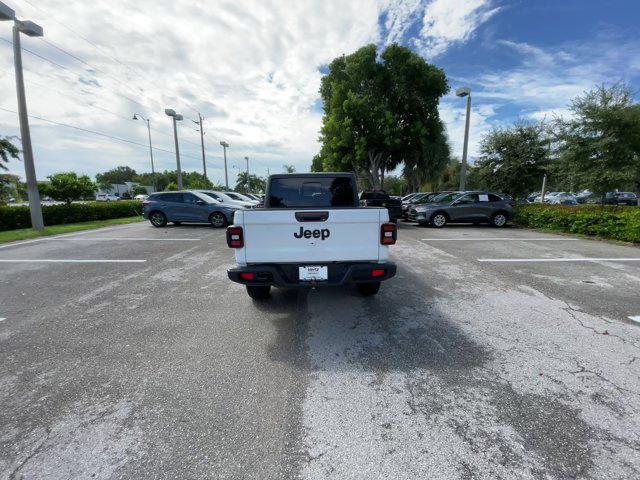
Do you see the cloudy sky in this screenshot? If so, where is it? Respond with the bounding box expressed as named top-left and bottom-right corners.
top-left (1, 0), bottom-right (639, 185)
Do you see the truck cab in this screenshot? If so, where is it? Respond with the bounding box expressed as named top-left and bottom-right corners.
top-left (226, 173), bottom-right (397, 299)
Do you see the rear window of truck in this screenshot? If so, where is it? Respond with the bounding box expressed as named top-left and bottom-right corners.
top-left (267, 176), bottom-right (355, 208)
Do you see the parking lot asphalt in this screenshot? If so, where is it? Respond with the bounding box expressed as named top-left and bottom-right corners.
top-left (1, 220), bottom-right (639, 479)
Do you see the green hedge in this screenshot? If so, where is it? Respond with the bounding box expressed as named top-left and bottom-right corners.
top-left (515, 204), bottom-right (640, 243)
top-left (0, 201), bottom-right (143, 231)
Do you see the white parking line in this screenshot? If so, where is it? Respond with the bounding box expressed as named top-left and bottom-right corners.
top-left (41, 237), bottom-right (201, 242)
top-left (0, 225), bottom-right (143, 250)
top-left (629, 316), bottom-right (640, 323)
top-left (0, 317), bottom-right (5, 322)
top-left (422, 238), bottom-right (579, 241)
top-left (478, 258), bottom-right (640, 263)
top-left (0, 259), bottom-right (146, 263)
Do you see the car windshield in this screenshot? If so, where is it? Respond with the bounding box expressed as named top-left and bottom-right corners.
top-left (432, 192), bottom-right (464, 203)
top-left (224, 192), bottom-right (244, 201)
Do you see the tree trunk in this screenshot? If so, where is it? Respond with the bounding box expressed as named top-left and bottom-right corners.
top-left (368, 151), bottom-right (384, 190)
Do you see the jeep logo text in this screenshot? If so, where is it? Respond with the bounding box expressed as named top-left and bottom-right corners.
top-left (294, 227), bottom-right (330, 240)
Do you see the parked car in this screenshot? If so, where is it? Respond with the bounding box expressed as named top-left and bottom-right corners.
top-left (604, 191), bottom-right (638, 206)
top-left (548, 195), bottom-right (578, 205)
top-left (226, 173), bottom-right (397, 299)
top-left (142, 190), bottom-right (239, 228)
top-left (408, 191), bottom-right (516, 228)
top-left (222, 191), bottom-right (259, 205)
top-left (134, 194), bottom-right (149, 201)
top-left (244, 193), bottom-right (263, 202)
top-left (95, 194), bottom-right (120, 202)
top-left (402, 192), bottom-right (441, 219)
top-left (401, 193), bottom-right (419, 202)
top-left (360, 191), bottom-right (403, 222)
top-left (196, 190), bottom-right (254, 209)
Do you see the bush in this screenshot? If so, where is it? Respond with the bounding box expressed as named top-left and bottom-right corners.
top-left (0, 201), bottom-right (143, 231)
top-left (515, 204), bottom-right (640, 243)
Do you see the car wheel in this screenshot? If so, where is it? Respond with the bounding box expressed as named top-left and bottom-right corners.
top-left (491, 212), bottom-right (508, 227)
top-left (149, 211), bottom-right (167, 227)
top-left (209, 212), bottom-right (227, 228)
top-left (430, 212), bottom-right (448, 228)
top-left (172, 221), bottom-right (182, 225)
top-left (246, 285), bottom-right (271, 299)
top-left (357, 282), bottom-right (381, 296)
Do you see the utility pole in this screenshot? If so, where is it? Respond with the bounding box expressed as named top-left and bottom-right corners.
top-left (133, 114), bottom-right (156, 191)
top-left (540, 174), bottom-right (547, 203)
top-left (196, 113), bottom-right (207, 182)
top-left (4, 4), bottom-right (45, 230)
top-left (456, 87), bottom-right (472, 192)
top-left (220, 141), bottom-right (229, 189)
top-left (244, 156), bottom-right (249, 191)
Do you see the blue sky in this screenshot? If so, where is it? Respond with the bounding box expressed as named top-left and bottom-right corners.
top-left (0, 0), bottom-right (638, 183)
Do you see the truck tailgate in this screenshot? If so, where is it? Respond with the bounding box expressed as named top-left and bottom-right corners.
top-left (239, 208), bottom-right (384, 264)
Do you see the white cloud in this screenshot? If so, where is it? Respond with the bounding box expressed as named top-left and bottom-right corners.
top-left (417, 0), bottom-right (500, 57)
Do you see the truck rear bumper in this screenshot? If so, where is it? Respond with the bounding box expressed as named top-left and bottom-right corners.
top-left (228, 262), bottom-right (397, 288)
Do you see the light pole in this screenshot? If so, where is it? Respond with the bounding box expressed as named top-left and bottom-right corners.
top-left (193, 113), bottom-right (207, 183)
top-left (244, 156), bottom-right (249, 191)
top-left (133, 113), bottom-right (156, 192)
top-left (2, 2), bottom-right (44, 230)
top-left (220, 141), bottom-right (229, 189)
top-left (456, 87), bottom-right (471, 192)
top-left (165, 109), bottom-right (183, 190)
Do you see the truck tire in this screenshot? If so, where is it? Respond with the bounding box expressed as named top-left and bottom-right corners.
top-left (246, 285), bottom-right (271, 299)
top-left (357, 282), bottom-right (380, 296)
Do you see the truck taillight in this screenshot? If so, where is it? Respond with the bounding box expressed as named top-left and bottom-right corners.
top-left (226, 226), bottom-right (244, 248)
top-left (380, 223), bottom-right (396, 245)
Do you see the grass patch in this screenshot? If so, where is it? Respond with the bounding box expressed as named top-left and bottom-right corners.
top-left (0, 216), bottom-right (144, 244)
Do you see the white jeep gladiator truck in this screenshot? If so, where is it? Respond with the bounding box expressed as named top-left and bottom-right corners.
top-left (226, 173), bottom-right (397, 299)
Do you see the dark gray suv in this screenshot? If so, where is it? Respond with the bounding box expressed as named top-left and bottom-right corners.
top-left (408, 191), bottom-right (516, 228)
top-left (142, 190), bottom-right (240, 228)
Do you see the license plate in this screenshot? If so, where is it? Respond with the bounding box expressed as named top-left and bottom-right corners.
top-left (299, 265), bottom-right (328, 281)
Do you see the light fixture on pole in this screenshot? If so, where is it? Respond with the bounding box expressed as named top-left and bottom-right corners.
top-left (133, 113), bottom-right (156, 192)
top-left (165, 108), bottom-right (183, 190)
top-left (456, 86), bottom-right (471, 192)
top-left (2, 1), bottom-right (45, 230)
top-left (220, 141), bottom-right (229, 189)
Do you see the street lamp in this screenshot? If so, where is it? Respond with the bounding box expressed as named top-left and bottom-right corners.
top-left (220, 141), bottom-right (229, 189)
top-left (133, 113), bottom-right (156, 192)
top-left (456, 86), bottom-right (471, 192)
top-left (2, 1), bottom-right (45, 230)
top-left (165, 108), bottom-right (183, 190)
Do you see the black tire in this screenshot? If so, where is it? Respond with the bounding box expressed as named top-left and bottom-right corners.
top-left (172, 221), bottom-right (182, 225)
top-left (149, 211), bottom-right (167, 228)
top-left (491, 211), bottom-right (508, 228)
top-left (418, 221), bottom-right (428, 227)
top-left (246, 285), bottom-right (271, 299)
top-left (209, 211), bottom-right (228, 228)
top-left (430, 212), bottom-right (448, 228)
top-left (357, 282), bottom-right (381, 296)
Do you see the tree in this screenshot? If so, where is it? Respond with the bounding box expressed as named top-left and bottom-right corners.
top-left (42, 172), bottom-right (96, 204)
top-left (0, 173), bottom-right (21, 204)
top-left (234, 172), bottom-right (266, 193)
top-left (316, 44), bottom-right (449, 188)
top-left (474, 122), bottom-right (549, 199)
top-left (555, 84), bottom-right (640, 197)
top-left (283, 164), bottom-right (296, 173)
top-left (95, 166), bottom-right (137, 189)
top-left (132, 185), bottom-right (148, 196)
top-left (1, 136), bottom-right (20, 171)
top-left (430, 159), bottom-right (461, 191)
top-left (403, 129), bottom-right (451, 192)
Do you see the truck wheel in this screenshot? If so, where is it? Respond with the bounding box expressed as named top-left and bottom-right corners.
top-left (246, 285), bottom-right (271, 299)
top-left (357, 282), bottom-right (380, 296)
top-left (149, 211), bottom-right (167, 227)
